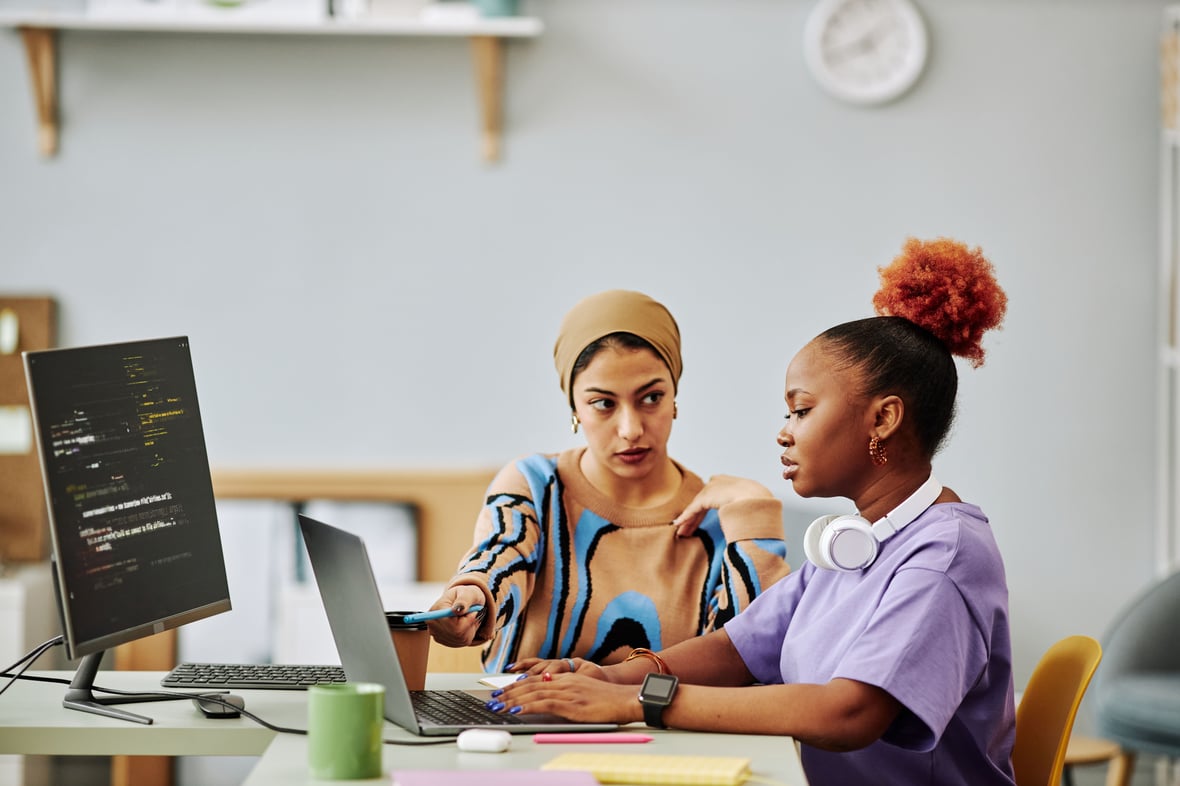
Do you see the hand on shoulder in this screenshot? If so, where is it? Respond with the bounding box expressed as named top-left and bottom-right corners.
top-left (672, 475), bottom-right (775, 537)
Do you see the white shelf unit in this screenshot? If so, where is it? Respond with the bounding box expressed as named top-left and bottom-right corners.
top-left (0, 7), bottom-right (543, 161)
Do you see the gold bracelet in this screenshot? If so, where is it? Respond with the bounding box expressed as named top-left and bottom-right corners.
top-left (624, 647), bottom-right (669, 675)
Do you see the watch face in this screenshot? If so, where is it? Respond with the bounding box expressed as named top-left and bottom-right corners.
top-left (803, 0), bottom-right (928, 105)
top-left (640, 673), bottom-right (678, 703)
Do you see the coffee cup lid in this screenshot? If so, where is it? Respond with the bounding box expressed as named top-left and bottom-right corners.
top-left (385, 611), bottom-right (428, 630)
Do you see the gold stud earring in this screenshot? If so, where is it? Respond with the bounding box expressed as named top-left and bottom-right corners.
top-left (571, 413), bottom-right (580, 434)
top-left (869, 436), bottom-right (888, 466)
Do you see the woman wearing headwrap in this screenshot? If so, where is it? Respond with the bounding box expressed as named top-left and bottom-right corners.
top-left (426, 290), bottom-right (792, 673)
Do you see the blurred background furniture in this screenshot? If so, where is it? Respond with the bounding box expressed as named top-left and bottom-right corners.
top-left (1013, 635), bottom-right (1101, 786)
top-left (1094, 569), bottom-right (1180, 786)
top-left (0, 564), bottom-right (59, 786)
top-left (1062, 734), bottom-right (1129, 786)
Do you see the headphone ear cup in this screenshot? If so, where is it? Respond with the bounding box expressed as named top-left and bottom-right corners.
top-left (821, 515), bottom-right (878, 571)
top-left (804, 514), bottom-right (841, 571)
top-left (805, 514), bottom-right (879, 571)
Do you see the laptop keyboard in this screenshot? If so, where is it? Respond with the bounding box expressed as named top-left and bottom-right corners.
top-left (412, 689), bottom-right (524, 726)
top-left (161, 662), bottom-right (348, 690)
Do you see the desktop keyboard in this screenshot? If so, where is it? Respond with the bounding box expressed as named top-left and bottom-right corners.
top-left (161, 662), bottom-right (348, 690)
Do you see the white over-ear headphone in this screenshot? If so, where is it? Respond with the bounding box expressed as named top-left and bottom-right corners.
top-left (803, 476), bottom-right (943, 572)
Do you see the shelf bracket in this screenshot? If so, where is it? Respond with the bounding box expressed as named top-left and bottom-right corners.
top-left (470, 34), bottom-right (502, 164)
top-left (19, 26), bottom-right (58, 157)
top-left (6, 22), bottom-right (532, 162)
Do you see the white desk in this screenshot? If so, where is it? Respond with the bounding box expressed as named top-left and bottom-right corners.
top-left (0, 672), bottom-right (810, 785)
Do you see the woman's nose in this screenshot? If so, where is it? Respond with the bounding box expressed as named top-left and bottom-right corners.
top-left (617, 406), bottom-right (643, 440)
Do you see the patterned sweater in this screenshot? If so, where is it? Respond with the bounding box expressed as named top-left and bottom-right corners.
top-left (448, 448), bottom-right (792, 672)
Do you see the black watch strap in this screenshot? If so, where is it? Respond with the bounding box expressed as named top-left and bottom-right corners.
top-left (642, 699), bottom-right (668, 728)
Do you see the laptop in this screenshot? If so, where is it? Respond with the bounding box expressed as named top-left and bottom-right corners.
top-left (298, 514), bottom-right (618, 736)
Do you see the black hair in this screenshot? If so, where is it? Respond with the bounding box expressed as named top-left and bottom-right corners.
top-left (570, 332), bottom-right (662, 392)
top-left (818, 316), bottom-right (958, 457)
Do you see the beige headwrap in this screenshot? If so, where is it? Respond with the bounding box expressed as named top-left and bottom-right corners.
top-left (553, 290), bottom-right (682, 408)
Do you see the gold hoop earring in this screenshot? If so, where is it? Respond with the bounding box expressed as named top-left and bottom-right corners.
top-left (869, 436), bottom-right (888, 466)
top-left (672, 402), bottom-right (678, 420)
top-left (571, 413), bottom-right (580, 434)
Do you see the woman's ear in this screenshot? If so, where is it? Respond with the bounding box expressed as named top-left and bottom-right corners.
top-left (873, 395), bottom-right (904, 439)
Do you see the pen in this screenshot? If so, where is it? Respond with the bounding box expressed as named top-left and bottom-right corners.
top-left (401, 605), bottom-right (484, 624)
top-left (533, 733), bottom-right (654, 744)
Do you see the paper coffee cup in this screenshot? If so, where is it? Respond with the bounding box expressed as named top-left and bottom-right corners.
top-left (386, 611), bottom-right (430, 691)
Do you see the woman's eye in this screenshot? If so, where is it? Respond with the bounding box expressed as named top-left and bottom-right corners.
top-left (590, 399), bottom-right (614, 412)
top-left (643, 392), bottom-right (665, 406)
top-left (789, 408), bottom-right (810, 421)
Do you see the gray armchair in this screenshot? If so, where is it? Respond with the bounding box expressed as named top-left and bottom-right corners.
top-left (1093, 569), bottom-right (1180, 781)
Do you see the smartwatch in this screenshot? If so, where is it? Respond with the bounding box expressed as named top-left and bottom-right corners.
top-left (637, 672), bottom-right (679, 728)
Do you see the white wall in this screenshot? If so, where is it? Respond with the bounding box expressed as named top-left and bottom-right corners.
top-left (0, 0), bottom-right (1165, 724)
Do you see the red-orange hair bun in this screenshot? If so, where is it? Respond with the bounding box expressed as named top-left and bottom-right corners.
top-left (873, 237), bottom-right (1007, 368)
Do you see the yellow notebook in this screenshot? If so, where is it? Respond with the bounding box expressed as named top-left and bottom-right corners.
top-left (542, 752), bottom-right (752, 786)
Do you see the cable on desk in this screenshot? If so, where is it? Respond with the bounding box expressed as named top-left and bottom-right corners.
top-left (0, 635), bottom-right (64, 698)
top-left (71, 685), bottom-right (455, 745)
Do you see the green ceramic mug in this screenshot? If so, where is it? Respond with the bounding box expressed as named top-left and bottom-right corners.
top-left (307, 682), bottom-right (385, 780)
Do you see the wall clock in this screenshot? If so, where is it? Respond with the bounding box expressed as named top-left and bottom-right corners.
top-left (803, 0), bottom-right (929, 106)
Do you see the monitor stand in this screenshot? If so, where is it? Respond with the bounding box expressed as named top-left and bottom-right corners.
top-left (63, 651), bottom-right (183, 725)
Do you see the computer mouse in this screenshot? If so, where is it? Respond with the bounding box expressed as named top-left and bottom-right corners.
top-left (456, 728), bottom-right (512, 753)
top-left (192, 693), bottom-right (245, 719)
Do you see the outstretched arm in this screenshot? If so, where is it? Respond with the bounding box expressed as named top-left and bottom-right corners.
top-left (656, 679), bottom-right (901, 751)
top-left (428, 461), bottom-right (543, 650)
top-left (494, 631), bottom-right (902, 751)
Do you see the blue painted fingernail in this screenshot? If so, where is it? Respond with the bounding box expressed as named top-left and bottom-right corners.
top-left (490, 689), bottom-right (503, 698)
top-left (490, 701), bottom-right (505, 712)
top-left (509, 705), bottom-right (522, 714)
top-left (505, 662), bottom-right (515, 670)
top-left (485, 699), bottom-right (497, 709)
top-left (515, 673), bottom-right (528, 681)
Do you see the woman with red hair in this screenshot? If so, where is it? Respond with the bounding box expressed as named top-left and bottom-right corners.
top-left (494, 237), bottom-right (1015, 786)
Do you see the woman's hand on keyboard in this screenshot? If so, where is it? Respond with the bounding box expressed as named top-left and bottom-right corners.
top-left (506, 657), bottom-right (607, 680)
top-left (491, 671), bottom-right (642, 724)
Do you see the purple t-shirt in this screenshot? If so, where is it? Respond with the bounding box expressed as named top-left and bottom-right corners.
top-left (725, 502), bottom-right (1016, 786)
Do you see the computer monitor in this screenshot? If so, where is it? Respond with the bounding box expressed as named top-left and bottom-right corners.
top-left (23, 336), bottom-right (231, 724)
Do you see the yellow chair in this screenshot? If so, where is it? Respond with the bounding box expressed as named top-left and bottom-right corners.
top-left (1012, 635), bottom-right (1103, 786)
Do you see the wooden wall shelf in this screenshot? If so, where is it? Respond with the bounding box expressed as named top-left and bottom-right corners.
top-left (0, 8), bottom-right (543, 161)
